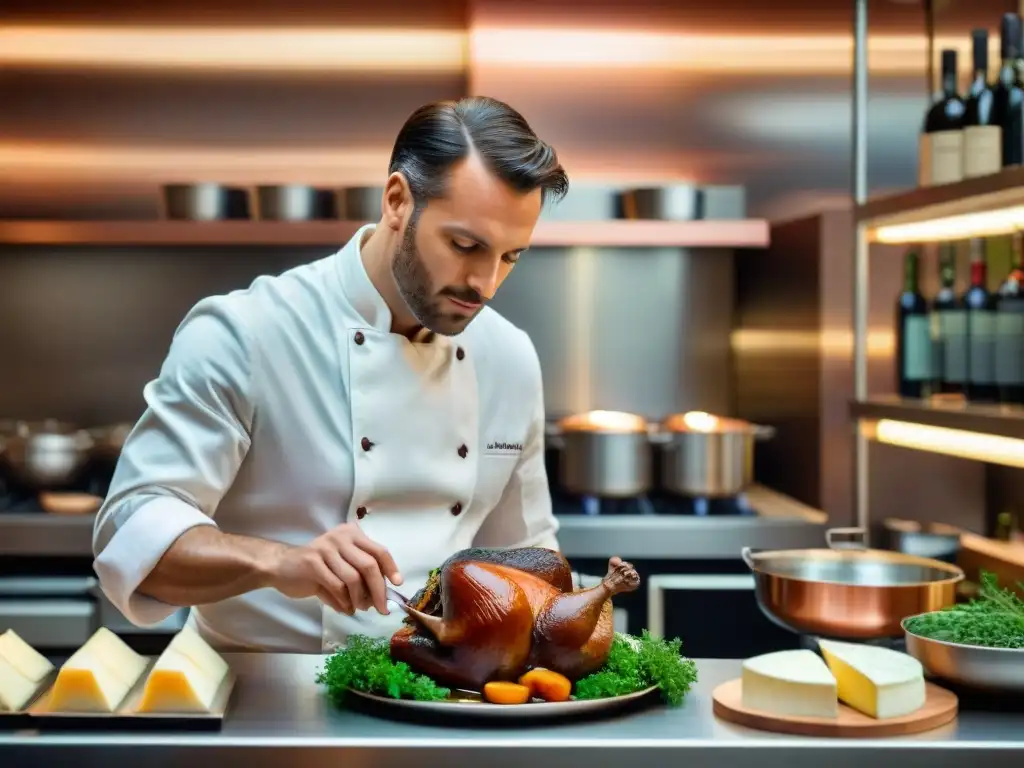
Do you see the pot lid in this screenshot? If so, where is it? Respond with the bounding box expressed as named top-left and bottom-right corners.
top-left (662, 411), bottom-right (753, 433)
top-left (558, 410), bottom-right (648, 434)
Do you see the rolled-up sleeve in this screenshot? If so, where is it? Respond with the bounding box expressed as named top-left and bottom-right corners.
top-left (472, 333), bottom-right (559, 551)
top-left (93, 297), bottom-right (257, 626)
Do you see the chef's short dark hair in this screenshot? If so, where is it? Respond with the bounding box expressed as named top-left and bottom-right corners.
top-left (388, 96), bottom-right (569, 209)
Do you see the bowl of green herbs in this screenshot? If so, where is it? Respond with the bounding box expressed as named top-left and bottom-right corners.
top-left (902, 571), bottom-right (1024, 692)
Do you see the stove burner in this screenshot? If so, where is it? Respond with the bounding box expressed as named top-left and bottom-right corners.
top-left (579, 495), bottom-right (658, 516)
top-left (554, 490), bottom-right (755, 516)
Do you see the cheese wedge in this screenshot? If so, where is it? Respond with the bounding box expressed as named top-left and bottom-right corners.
top-left (742, 649), bottom-right (839, 718)
top-left (48, 627), bottom-right (148, 713)
top-left (0, 630), bottom-right (55, 684)
top-left (0, 653), bottom-right (39, 712)
top-left (818, 639), bottom-right (926, 719)
top-left (138, 626), bottom-right (230, 714)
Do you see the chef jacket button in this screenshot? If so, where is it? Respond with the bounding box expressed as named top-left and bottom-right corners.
top-left (356, 506), bottom-right (367, 519)
top-left (354, 331), bottom-right (365, 345)
top-left (361, 436), bottom-right (373, 452)
top-left (458, 444), bottom-right (468, 459)
top-left (456, 346), bottom-right (465, 361)
top-left (451, 502), bottom-right (462, 516)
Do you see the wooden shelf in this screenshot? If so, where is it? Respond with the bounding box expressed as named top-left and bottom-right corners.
top-left (851, 396), bottom-right (1024, 441)
top-left (0, 219), bottom-right (769, 249)
top-left (856, 166), bottom-right (1024, 231)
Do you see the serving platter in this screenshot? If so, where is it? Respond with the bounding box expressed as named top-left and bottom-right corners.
top-left (346, 684), bottom-right (660, 720)
top-left (712, 678), bottom-right (958, 738)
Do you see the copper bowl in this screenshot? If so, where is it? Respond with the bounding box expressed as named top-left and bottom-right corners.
top-left (742, 527), bottom-right (964, 639)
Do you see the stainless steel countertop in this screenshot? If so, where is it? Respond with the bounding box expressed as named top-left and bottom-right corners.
top-left (1, 654), bottom-right (1021, 768)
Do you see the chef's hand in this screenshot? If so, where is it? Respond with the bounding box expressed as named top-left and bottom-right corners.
top-left (268, 523), bottom-right (403, 616)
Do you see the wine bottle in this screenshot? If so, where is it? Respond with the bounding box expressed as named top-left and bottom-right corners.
top-left (991, 13), bottom-right (1024, 168)
top-left (962, 29), bottom-right (1000, 177)
top-left (995, 231), bottom-right (1024, 404)
top-left (896, 248), bottom-right (932, 398)
top-left (919, 48), bottom-right (966, 187)
top-left (964, 238), bottom-right (998, 401)
top-left (933, 244), bottom-right (965, 394)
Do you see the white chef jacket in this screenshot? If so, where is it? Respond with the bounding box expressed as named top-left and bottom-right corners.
top-left (92, 224), bottom-right (559, 653)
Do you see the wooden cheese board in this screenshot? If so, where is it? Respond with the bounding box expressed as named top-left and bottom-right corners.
top-left (21, 657), bottom-right (236, 731)
top-left (712, 677), bottom-right (958, 738)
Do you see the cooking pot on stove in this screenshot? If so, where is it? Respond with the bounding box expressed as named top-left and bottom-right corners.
top-left (654, 411), bottom-right (774, 497)
top-left (2, 420), bottom-right (94, 489)
top-left (546, 410), bottom-right (653, 498)
top-left (742, 527), bottom-right (963, 639)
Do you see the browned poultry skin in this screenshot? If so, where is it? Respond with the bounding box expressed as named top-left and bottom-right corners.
top-left (390, 547), bottom-right (640, 691)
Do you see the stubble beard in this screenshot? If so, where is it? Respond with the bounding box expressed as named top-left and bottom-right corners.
top-left (391, 211), bottom-right (476, 337)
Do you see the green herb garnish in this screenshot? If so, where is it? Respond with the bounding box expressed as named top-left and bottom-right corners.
top-left (316, 635), bottom-right (450, 702)
top-left (317, 630), bottom-right (697, 707)
top-left (904, 571), bottom-right (1024, 649)
top-left (574, 630), bottom-right (698, 706)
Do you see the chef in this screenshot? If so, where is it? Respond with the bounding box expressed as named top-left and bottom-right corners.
top-left (91, 96), bottom-right (570, 653)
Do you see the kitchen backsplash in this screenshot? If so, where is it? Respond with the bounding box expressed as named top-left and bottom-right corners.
top-left (0, 243), bottom-right (735, 426)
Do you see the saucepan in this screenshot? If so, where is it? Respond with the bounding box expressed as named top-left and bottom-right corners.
top-left (654, 411), bottom-right (775, 498)
top-left (1, 420), bottom-right (95, 489)
top-left (742, 527), bottom-right (963, 639)
top-left (545, 411), bottom-right (654, 498)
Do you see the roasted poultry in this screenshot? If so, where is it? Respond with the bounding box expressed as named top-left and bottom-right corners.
top-left (390, 547), bottom-right (640, 691)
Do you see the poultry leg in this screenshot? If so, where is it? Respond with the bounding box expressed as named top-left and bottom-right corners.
top-left (390, 626), bottom-right (485, 691)
top-left (531, 558), bottom-right (640, 679)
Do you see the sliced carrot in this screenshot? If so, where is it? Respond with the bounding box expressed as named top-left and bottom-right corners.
top-left (518, 668), bottom-right (572, 703)
top-left (483, 681), bottom-right (531, 705)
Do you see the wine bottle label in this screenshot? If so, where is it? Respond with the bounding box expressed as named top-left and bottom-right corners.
top-left (928, 130), bottom-right (964, 185)
top-left (963, 125), bottom-right (1002, 177)
top-left (968, 309), bottom-right (996, 384)
top-left (995, 305), bottom-right (1024, 386)
top-left (902, 315), bottom-right (932, 381)
top-left (939, 310), bottom-right (967, 383)
top-left (918, 134), bottom-right (932, 186)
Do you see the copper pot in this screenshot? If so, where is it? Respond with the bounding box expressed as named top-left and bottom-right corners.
top-left (742, 527), bottom-right (963, 639)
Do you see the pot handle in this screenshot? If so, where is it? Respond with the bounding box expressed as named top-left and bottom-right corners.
top-left (73, 430), bottom-right (95, 451)
top-left (740, 546), bottom-right (759, 570)
top-left (825, 526), bottom-right (868, 551)
top-left (647, 425), bottom-right (673, 445)
top-left (544, 421), bottom-right (565, 450)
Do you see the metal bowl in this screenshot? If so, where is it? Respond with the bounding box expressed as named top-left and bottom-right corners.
top-left (742, 527), bottom-right (964, 639)
top-left (903, 616), bottom-right (1024, 692)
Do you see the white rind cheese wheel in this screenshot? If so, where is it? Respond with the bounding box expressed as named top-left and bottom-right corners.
top-left (741, 649), bottom-right (839, 718)
top-left (818, 639), bottom-right (926, 719)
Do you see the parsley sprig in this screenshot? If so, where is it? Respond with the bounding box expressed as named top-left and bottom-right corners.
top-left (574, 631), bottom-right (698, 706)
top-left (315, 635), bottom-right (450, 703)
